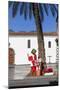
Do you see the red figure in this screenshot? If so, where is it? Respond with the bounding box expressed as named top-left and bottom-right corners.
top-left (28, 53), bottom-right (38, 66)
top-left (27, 49), bottom-right (41, 76)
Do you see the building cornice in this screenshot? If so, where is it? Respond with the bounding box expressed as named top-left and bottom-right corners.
top-left (9, 32), bottom-right (58, 36)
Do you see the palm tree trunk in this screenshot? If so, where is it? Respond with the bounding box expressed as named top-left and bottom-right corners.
top-left (32, 3), bottom-right (46, 69)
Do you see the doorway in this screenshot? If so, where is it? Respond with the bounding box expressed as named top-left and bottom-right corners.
top-left (9, 48), bottom-right (15, 64)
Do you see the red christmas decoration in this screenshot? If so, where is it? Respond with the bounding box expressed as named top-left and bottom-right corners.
top-left (31, 66), bottom-right (36, 72)
top-left (44, 67), bottom-right (53, 73)
top-left (28, 56), bottom-right (33, 61)
top-left (28, 53), bottom-right (39, 73)
top-left (28, 54), bottom-right (38, 66)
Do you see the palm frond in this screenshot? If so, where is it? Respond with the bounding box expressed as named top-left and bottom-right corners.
top-left (9, 2), bottom-right (58, 22)
top-left (53, 4), bottom-right (58, 23)
top-left (8, 1), bottom-right (13, 8)
top-left (29, 3), bottom-right (33, 19)
top-left (12, 2), bottom-right (19, 17)
top-left (24, 3), bottom-right (28, 20)
top-left (43, 4), bottom-right (48, 16)
top-left (56, 14), bottom-right (58, 22)
top-left (20, 2), bottom-right (25, 15)
top-left (49, 4), bottom-right (56, 16)
top-left (53, 4), bottom-right (58, 13)
top-left (39, 4), bottom-right (44, 22)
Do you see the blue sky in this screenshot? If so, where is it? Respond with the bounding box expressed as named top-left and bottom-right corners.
top-left (8, 3), bottom-right (57, 32)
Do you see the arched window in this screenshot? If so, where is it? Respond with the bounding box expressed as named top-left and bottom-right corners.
top-left (48, 41), bottom-right (51, 48)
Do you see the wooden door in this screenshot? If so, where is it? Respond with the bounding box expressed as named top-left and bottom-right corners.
top-left (9, 48), bottom-right (15, 64)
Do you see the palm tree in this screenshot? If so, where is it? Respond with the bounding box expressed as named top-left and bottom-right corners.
top-left (9, 1), bottom-right (58, 72)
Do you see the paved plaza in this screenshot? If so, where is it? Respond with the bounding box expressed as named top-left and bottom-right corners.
top-left (8, 63), bottom-right (58, 88)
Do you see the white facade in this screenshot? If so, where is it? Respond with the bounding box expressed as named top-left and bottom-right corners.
top-left (9, 33), bottom-right (57, 65)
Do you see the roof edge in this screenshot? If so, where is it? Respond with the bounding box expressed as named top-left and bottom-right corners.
top-left (9, 32), bottom-right (58, 36)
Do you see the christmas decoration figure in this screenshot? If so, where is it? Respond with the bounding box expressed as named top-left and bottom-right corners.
top-left (27, 49), bottom-right (40, 76)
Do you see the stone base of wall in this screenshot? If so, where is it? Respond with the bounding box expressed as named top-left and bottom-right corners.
top-left (8, 64), bottom-right (16, 68)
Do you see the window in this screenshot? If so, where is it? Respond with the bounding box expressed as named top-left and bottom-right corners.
top-left (28, 40), bottom-right (31, 48)
top-left (48, 41), bottom-right (51, 48)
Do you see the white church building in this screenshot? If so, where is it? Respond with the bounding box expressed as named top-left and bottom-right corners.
top-left (9, 32), bottom-right (58, 65)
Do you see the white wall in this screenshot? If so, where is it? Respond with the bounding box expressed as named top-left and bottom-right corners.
top-left (44, 36), bottom-right (57, 63)
top-left (9, 35), bottom-right (57, 65)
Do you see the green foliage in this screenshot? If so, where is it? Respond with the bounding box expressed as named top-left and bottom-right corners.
top-left (31, 49), bottom-right (36, 54)
top-left (9, 1), bottom-right (58, 22)
top-left (55, 38), bottom-right (58, 46)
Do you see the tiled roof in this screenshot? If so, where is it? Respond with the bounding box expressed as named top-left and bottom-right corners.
top-left (9, 32), bottom-right (58, 36)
